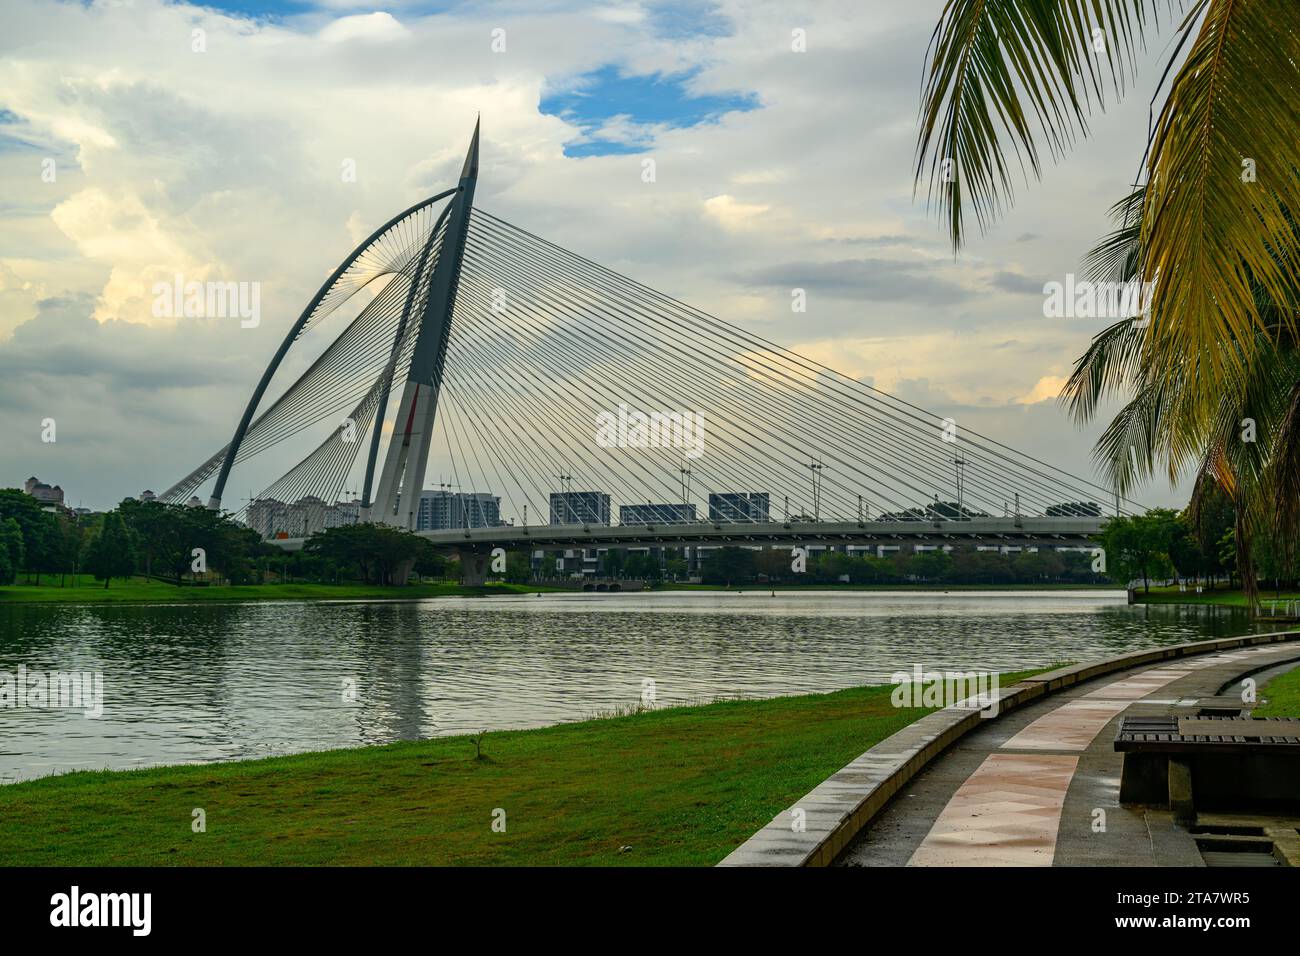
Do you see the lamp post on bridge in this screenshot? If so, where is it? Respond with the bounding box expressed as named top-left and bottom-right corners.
top-left (556, 473), bottom-right (573, 524)
top-left (953, 456), bottom-right (967, 521)
top-left (808, 457), bottom-right (824, 522)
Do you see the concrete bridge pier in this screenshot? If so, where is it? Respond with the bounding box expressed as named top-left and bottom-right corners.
top-left (458, 550), bottom-right (488, 586)
top-left (393, 556), bottom-right (417, 585)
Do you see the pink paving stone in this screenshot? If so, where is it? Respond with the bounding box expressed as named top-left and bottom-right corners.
top-left (1001, 664), bottom-right (1194, 751)
top-left (999, 698), bottom-right (1130, 751)
top-left (908, 754), bottom-right (1078, 866)
top-left (898, 648), bottom-right (1281, 868)
top-left (1080, 669), bottom-right (1188, 700)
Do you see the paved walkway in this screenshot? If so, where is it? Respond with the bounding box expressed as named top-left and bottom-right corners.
top-left (839, 643), bottom-right (1300, 866)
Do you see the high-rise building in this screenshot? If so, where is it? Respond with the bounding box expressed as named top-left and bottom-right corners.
top-left (619, 503), bottom-right (697, 525)
top-left (549, 491), bottom-right (611, 526)
top-left (708, 492), bottom-right (770, 523)
top-left (246, 498), bottom-right (289, 538)
top-left (246, 496), bottom-right (362, 539)
top-left (324, 499), bottom-right (363, 529)
top-left (416, 490), bottom-right (501, 531)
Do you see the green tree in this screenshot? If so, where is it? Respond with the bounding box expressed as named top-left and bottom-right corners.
top-left (0, 488), bottom-right (61, 582)
top-left (1250, 523), bottom-right (1295, 596)
top-left (413, 540), bottom-right (449, 580)
top-left (84, 512), bottom-right (137, 588)
top-left (600, 548), bottom-right (626, 577)
top-left (504, 550), bottom-right (532, 584)
top-left (1217, 528), bottom-right (1239, 588)
top-left (1192, 488), bottom-right (1235, 586)
top-left (1096, 510), bottom-right (1177, 593)
top-left (304, 523), bottom-right (425, 585)
top-left (1014, 549), bottom-right (1064, 584)
top-left (701, 547), bottom-right (759, 585)
top-left (117, 499), bottom-right (174, 578)
top-left (910, 549), bottom-right (954, 583)
top-left (0, 517), bottom-right (24, 585)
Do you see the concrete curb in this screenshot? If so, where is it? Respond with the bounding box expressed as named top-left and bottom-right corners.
top-left (716, 629), bottom-right (1300, 867)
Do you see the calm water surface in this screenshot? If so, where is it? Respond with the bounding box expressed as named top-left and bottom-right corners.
top-left (0, 590), bottom-right (1258, 782)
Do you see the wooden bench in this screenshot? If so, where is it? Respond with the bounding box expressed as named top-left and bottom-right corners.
top-left (1115, 715), bottom-right (1300, 823)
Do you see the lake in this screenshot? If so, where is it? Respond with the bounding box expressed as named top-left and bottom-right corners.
top-left (0, 589), bottom-right (1257, 783)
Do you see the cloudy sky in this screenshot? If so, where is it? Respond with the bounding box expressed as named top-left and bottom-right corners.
top-left (0, 0), bottom-right (1189, 512)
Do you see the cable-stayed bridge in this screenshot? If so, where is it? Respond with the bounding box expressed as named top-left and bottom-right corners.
top-left (160, 122), bottom-right (1138, 575)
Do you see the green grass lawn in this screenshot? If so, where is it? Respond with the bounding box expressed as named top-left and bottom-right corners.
top-left (1133, 585), bottom-right (1300, 609)
top-left (2, 577), bottom-right (1118, 605)
top-left (0, 575), bottom-right (556, 604)
top-left (0, 670), bottom-right (1045, 866)
top-left (661, 582), bottom-right (1114, 591)
top-left (1254, 665), bottom-right (1300, 717)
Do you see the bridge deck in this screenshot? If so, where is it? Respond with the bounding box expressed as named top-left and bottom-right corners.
top-left (267, 516), bottom-right (1104, 551)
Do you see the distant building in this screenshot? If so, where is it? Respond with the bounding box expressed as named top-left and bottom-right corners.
top-left (708, 492), bottom-right (770, 523)
top-left (245, 496), bottom-right (362, 539)
top-left (138, 489), bottom-right (157, 502)
top-left (1046, 501), bottom-right (1102, 517)
top-left (246, 498), bottom-right (288, 538)
top-left (416, 490), bottom-right (501, 531)
top-left (325, 499), bottom-right (362, 529)
top-left (185, 496), bottom-right (204, 508)
top-left (24, 476), bottom-right (64, 507)
top-left (549, 491), bottom-right (611, 526)
top-left (619, 503), bottom-right (697, 525)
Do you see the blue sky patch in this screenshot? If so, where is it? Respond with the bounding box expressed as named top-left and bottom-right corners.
top-left (174, 0), bottom-right (310, 16)
top-left (178, 0), bottom-right (461, 16)
top-left (644, 0), bottom-right (734, 40)
top-left (540, 65), bottom-right (758, 157)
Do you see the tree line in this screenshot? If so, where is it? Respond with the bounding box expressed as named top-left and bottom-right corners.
top-left (697, 545), bottom-right (1104, 587)
top-left (0, 485), bottom-right (1281, 595)
top-left (0, 493), bottom-right (451, 588)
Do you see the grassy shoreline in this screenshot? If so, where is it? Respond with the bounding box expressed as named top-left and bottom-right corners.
top-left (2, 577), bottom-right (1122, 605)
top-left (0, 576), bottom-right (560, 605)
top-left (1131, 585), bottom-right (1300, 609)
top-left (0, 671), bottom-right (1046, 866)
top-left (661, 582), bottom-right (1117, 592)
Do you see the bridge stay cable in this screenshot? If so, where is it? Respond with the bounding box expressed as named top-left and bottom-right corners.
top-left (160, 123), bottom-right (1138, 542)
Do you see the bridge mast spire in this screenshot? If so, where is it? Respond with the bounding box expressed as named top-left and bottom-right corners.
top-left (369, 118), bottom-right (480, 529)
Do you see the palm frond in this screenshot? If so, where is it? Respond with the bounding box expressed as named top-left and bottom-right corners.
top-left (1140, 0), bottom-right (1300, 400)
top-left (917, 0), bottom-right (1175, 248)
top-left (1083, 186), bottom-right (1145, 285)
top-left (1092, 377), bottom-right (1169, 492)
top-left (1266, 376), bottom-right (1300, 542)
top-left (1060, 317), bottom-right (1145, 424)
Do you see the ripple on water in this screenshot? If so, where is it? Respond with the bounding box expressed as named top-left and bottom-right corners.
top-left (0, 590), bottom-right (1254, 782)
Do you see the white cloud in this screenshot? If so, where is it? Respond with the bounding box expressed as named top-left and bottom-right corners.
top-left (0, 0), bottom-right (1189, 509)
top-left (318, 12), bottom-right (410, 44)
top-left (703, 193), bottom-right (769, 231)
top-left (1016, 375), bottom-right (1070, 406)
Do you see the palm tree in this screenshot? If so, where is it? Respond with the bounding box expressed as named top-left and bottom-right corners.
top-left (916, 1), bottom-right (1300, 610)
top-left (1062, 188), bottom-right (1300, 608)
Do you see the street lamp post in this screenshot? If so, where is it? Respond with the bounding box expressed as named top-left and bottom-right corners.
top-left (808, 457), bottom-right (824, 522)
top-left (953, 456), bottom-right (967, 521)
